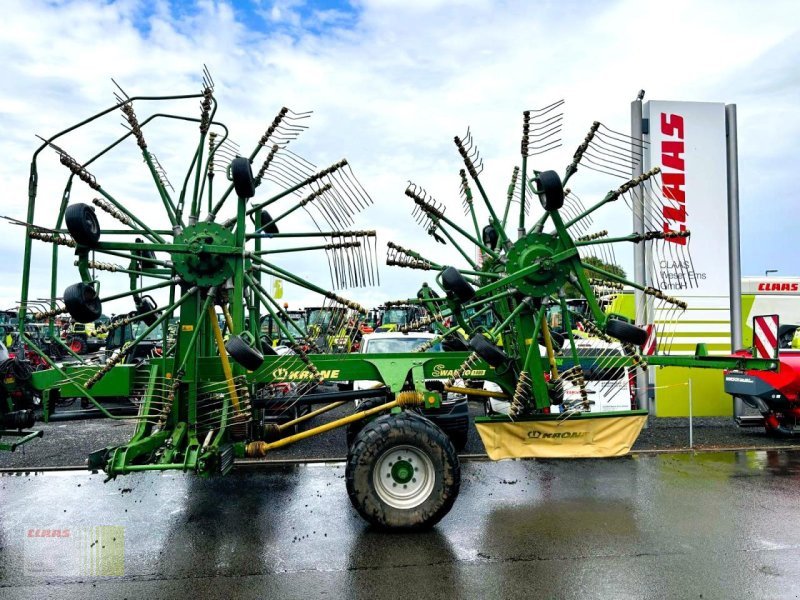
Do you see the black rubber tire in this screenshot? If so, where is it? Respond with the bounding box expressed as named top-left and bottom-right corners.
top-left (441, 267), bottom-right (475, 303)
top-left (256, 209), bottom-right (279, 235)
top-left (346, 412), bottom-right (460, 530)
top-left (534, 170), bottom-right (564, 211)
top-left (63, 282), bottom-right (102, 323)
top-left (469, 334), bottom-right (509, 368)
top-left (231, 157), bottom-right (256, 199)
top-left (65, 203), bottom-right (101, 247)
top-left (68, 336), bottom-right (86, 355)
top-left (605, 318), bottom-right (648, 346)
top-left (225, 335), bottom-right (264, 371)
top-left (346, 394), bottom-right (394, 447)
top-left (481, 224), bottom-right (499, 250)
top-left (135, 295), bottom-right (159, 326)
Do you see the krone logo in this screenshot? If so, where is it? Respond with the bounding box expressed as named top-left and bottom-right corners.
top-left (272, 368), bottom-right (289, 380)
top-left (528, 430), bottom-right (589, 440)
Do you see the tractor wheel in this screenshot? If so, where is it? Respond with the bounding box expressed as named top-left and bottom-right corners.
top-left (68, 336), bottom-right (86, 354)
top-left (534, 170), bottom-right (564, 211)
top-left (225, 335), bottom-right (264, 371)
top-left (65, 203), bottom-right (101, 247)
top-left (63, 282), bottom-right (102, 323)
top-left (231, 156), bottom-right (256, 199)
top-left (346, 395), bottom-right (395, 447)
top-left (469, 334), bottom-right (509, 368)
top-left (256, 209), bottom-right (280, 234)
top-left (441, 266), bottom-right (475, 303)
top-left (605, 318), bottom-right (648, 346)
top-left (346, 412), bottom-right (460, 530)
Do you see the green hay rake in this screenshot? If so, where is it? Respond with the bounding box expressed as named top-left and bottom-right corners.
top-left (1, 76), bottom-right (776, 529)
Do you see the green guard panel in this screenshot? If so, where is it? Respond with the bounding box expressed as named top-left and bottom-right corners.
top-left (30, 365), bottom-right (136, 397)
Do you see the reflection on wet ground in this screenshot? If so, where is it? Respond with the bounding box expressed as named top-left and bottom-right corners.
top-left (2, 450), bottom-right (800, 599)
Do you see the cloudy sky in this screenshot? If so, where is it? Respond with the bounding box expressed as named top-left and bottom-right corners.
top-left (0, 0), bottom-right (798, 314)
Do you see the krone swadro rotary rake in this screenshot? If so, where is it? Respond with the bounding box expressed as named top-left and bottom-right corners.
top-left (2, 81), bottom-right (776, 530)
top-left (384, 101), bottom-right (777, 459)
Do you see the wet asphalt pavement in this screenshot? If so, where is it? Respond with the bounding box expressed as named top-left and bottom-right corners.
top-left (2, 450), bottom-right (800, 599)
top-left (3, 400), bottom-right (800, 469)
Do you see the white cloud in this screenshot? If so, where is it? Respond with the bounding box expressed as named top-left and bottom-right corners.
top-left (0, 0), bottom-right (798, 314)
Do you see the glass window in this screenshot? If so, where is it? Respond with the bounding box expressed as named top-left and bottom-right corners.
top-left (365, 338), bottom-right (441, 353)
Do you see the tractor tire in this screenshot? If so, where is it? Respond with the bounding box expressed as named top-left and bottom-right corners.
top-left (469, 334), bottom-right (509, 368)
top-left (346, 412), bottom-right (460, 530)
top-left (68, 336), bottom-right (86, 354)
top-left (605, 318), bottom-right (648, 346)
top-left (231, 157), bottom-right (256, 199)
top-left (63, 282), bottom-right (102, 323)
top-left (65, 203), bottom-right (101, 247)
top-left (441, 266), bottom-right (475, 303)
top-left (225, 335), bottom-right (264, 371)
top-left (534, 170), bottom-right (564, 211)
top-left (256, 209), bottom-right (279, 234)
top-left (346, 395), bottom-right (395, 447)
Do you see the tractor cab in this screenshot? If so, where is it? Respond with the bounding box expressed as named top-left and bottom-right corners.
top-left (375, 304), bottom-right (430, 333)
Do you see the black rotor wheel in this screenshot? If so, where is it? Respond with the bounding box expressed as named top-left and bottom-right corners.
top-left (441, 266), bottom-right (476, 303)
top-left (534, 170), bottom-right (564, 211)
top-left (231, 157), bottom-right (256, 199)
top-left (605, 318), bottom-right (648, 346)
top-left (65, 203), bottom-right (101, 247)
top-left (226, 335), bottom-right (264, 371)
top-left (63, 282), bottom-right (102, 323)
top-left (469, 334), bottom-right (509, 368)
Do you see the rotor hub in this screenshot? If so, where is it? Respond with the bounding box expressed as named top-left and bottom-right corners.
top-left (172, 222), bottom-right (237, 287)
top-left (505, 232), bottom-right (568, 296)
